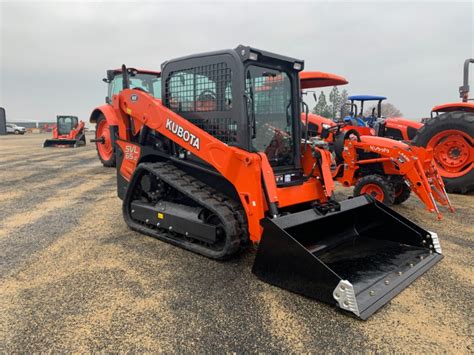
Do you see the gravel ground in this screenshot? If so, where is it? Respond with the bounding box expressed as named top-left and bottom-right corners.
top-left (1, 133), bottom-right (473, 352)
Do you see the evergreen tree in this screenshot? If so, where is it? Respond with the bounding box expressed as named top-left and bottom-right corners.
top-left (328, 86), bottom-right (340, 119)
top-left (313, 91), bottom-right (331, 118)
top-left (339, 89), bottom-right (350, 119)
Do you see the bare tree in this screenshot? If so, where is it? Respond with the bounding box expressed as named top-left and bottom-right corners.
top-left (365, 102), bottom-right (403, 118)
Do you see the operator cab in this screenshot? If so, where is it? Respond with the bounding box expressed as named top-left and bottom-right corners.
top-left (104, 69), bottom-right (161, 104)
top-left (161, 45), bottom-right (304, 187)
top-left (57, 115), bottom-right (79, 136)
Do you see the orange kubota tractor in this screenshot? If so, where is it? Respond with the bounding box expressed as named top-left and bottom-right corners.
top-left (323, 59), bottom-right (474, 194)
top-left (90, 68), bottom-right (161, 166)
top-left (43, 115), bottom-right (86, 148)
top-left (91, 46), bottom-right (443, 319)
top-left (301, 73), bottom-right (454, 219)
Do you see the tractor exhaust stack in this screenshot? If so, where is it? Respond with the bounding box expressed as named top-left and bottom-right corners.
top-left (252, 195), bottom-right (442, 319)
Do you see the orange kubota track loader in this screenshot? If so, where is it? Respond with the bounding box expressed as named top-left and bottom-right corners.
top-left (43, 115), bottom-right (86, 148)
top-left (104, 46), bottom-right (442, 320)
top-left (300, 73), bottom-right (453, 219)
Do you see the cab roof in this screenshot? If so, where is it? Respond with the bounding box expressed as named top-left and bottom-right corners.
top-left (300, 71), bottom-right (348, 89)
top-left (349, 95), bottom-right (386, 101)
top-left (432, 102), bottom-right (474, 113)
top-left (111, 68), bottom-right (161, 76)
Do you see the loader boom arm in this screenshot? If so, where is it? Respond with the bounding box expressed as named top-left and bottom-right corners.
top-left (117, 89), bottom-right (270, 242)
top-left (116, 89), bottom-right (333, 241)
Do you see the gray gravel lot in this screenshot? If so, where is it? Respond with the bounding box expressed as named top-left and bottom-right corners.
top-left (1, 133), bottom-right (473, 352)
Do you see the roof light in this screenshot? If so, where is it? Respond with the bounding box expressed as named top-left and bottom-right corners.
top-left (293, 62), bottom-right (302, 70)
top-left (249, 52), bottom-right (258, 61)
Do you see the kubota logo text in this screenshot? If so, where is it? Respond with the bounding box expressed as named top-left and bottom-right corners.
top-left (165, 118), bottom-right (200, 150)
top-left (369, 145), bottom-right (390, 154)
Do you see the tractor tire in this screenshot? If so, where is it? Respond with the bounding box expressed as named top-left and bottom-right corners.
top-left (412, 111), bottom-right (474, 194)
top-left (95, 115), bottom-right (116, 167)
top-left (393, 182), bottom-right (411, 205)
top-left (354, 175), bottom-right (396, 205)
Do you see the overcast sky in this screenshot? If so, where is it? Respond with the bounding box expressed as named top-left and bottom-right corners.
top-left (1, 0), bottom-right (473, 123)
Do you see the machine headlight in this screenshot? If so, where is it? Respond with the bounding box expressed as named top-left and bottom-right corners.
top-left (249, 52), bottom-right (258, 61)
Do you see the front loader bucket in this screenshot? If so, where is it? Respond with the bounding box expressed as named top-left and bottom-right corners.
top-left (43, 139), bottom-right (81, 148)
top-left (252, 195), bottom-right (442, 320)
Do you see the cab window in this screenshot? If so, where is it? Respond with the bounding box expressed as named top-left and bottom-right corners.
top-left (108, 73), bottom-right (161, 99)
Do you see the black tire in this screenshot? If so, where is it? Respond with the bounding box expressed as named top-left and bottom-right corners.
top-left (95, 115), bottom-right (116, 167)
top-left (393, 182), bottom-right (411, 205)
top-left (14, 130), bottom-right (20, 135)
top-left (353, 174), bottom-right (396, 205)
top-left (412, 111), bottom-right (474, 194)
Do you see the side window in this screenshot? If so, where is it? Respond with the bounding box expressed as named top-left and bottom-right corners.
top-left (167, 72), bottom-right (196, 111)
top-left (110, 75), bottom-right (123, 97)
top-left (164, 62), bottom-right (237, 144)
top-left (109, 74), bottom-right (160, 98)
top-left (165, 64), bottom-right (231, 113)
top-left (130, 77), bottom-right (149, 91)
top-left (152, 78), bottom-right (162, 99)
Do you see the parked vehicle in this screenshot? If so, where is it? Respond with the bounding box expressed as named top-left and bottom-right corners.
top-left (43, 116), bottom-right (86, 148)
top-left (329, 59), bottom-right (474, 194)
top-left (6, 123), bottom-right (26, 135)
top-left (301, 74), bottom-right (453, 219)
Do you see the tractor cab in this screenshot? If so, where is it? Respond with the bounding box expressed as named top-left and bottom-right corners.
top-left (104, 68), bottom-right (161, 104)
top-left (343, 95), bottom-right (386, 127)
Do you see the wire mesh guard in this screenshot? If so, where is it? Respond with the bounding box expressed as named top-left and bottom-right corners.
top-left (165, 63), bottom-right (237, 144)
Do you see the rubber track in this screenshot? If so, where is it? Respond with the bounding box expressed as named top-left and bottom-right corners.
top-left (128, 162), bottom-right (248, 259)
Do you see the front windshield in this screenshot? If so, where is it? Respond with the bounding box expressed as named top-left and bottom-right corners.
top-left (245, 65), bottom-right (294, 168)
top-left (110, 73), bottom-right (161, 99)
top-left (57, 116), bottom-right (77, 135)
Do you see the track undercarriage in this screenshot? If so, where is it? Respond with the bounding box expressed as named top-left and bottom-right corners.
top-left (123, 162), bottom-right (248, 259)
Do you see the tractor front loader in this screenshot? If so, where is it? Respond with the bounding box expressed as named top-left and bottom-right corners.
top-left (301, 73), bottom-right (453, 219)
top-left (328, 125), bottom-right (453, 219)
top-left (322, 59), bottom-right (474, 194)
top-left (103, 46), bottom-right (442, 319)
top-left (43, 115), bottom-right (86, 148)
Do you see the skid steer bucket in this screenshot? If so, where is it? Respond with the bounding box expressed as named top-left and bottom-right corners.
top-left (252, 195), bottom-right (442, 320)
top-left (43, 139), bottom-right (81, 148)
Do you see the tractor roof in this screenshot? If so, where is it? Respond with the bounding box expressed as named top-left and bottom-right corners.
top-left (349, 95), bottom-right (386, 101)
top-left (300, 71), bottom-right (348, 89)
top-left (111, 68), bottom-right (161, 76)
top-left (432, 102), bottom-right (474, 113)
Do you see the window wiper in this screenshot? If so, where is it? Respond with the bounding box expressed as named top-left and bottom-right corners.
top-left (285, 101), bottom-right (292, 127)
top-left (246, 72), bottom-right (257, 139)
